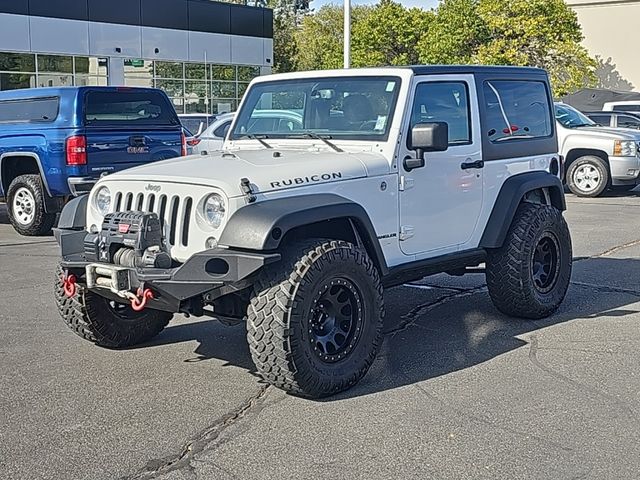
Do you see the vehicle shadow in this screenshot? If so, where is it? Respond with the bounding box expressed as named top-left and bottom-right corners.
top-left (138, 256), bottom-right (640, 400)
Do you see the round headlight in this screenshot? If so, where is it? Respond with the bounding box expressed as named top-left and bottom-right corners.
top-left (203, 193), bottom-right (226, 228)
top-left (94, 186), bottom-right (111, 215)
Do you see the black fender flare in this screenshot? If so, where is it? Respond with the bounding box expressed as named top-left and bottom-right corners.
top-left (219, 193), bottom-right (389, 275)
top-left (479, 171), bottom-right (566, 249)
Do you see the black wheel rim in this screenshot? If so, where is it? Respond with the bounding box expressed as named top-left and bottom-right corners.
top-left (531, 232), bottom-right (561, 294)
top-left (309, 278), bottom-right (363, 363)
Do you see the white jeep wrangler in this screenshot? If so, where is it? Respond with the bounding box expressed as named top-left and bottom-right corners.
top-left (54, 66), bottom-right (572, 398)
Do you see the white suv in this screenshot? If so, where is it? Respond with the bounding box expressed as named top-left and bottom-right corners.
top-left (54, 66), bottom-right (572, 398)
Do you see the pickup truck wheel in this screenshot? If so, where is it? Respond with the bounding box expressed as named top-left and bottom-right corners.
top-left (54, 264), bottom-right (172, 348)
top-left (247, 240), bottom-right (384, 398)
top-left (486, 203), bottom-right (572, 319)
top-left (566, 156), bottom-right (609, 197)
top-left (7, 174), bottom-right (57, 236)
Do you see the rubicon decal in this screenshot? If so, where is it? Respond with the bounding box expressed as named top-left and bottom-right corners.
top-left (270, 172), bottom-right (343, 189)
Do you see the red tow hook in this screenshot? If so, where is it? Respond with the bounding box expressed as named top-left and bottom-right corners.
top-left (130, 288), bottom-right (154, 312)
top-left (62, 274), bottom-right (77, 298)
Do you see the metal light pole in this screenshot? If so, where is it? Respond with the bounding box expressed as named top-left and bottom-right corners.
top-left (344, 0), bottom-right (351, 68)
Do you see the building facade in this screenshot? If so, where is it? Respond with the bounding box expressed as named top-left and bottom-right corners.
top-left (0, 0), bottom-right (273, 114)
top-left (567, 0), bottom-right (640, 91)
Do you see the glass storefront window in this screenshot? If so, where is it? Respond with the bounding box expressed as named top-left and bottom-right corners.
top-left (210, 99), bottom-right (236, 115)
top-left (37, 55), bottom-right (73, 74)
top-left (156, 79), bottom-right (184, 97)
top-left (155, 61), bottom-right (183, 80)
top-left (212, 65), bottom-right (235, 81)
top-left (76, 76), bottom-right (108, 87)
top-left (212, 81), bottom-right (236, 98)
top-left (0, 72), bottom-right (35, 90)
top-left (0, 52), bottom-right (35, 73)
top-left (185, 63), bottom-right (206, 80)
top-left (124, 76), bottom-right (153, 88)
top-left (76, 57), bottom-right (108, 76)
top-left (37, 74), bottom-right (73, 87)
top-left (171, 97), bottom-right (185, 114)
top-left (238, 82), bottom-right (250, 97)
top-left (237, 66), bottom-right (260, 82)
top-left (185, 81), bottom-right (208, 97)
top-left (185, 99), bottom-right (209, 114)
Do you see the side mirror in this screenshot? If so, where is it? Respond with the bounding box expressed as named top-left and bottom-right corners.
top-left (222, 124), bottom-right (231, 138)
top-left (409, 122), bottom-right (449, 162)
top-left (196, 122), bottom-right (205, 137)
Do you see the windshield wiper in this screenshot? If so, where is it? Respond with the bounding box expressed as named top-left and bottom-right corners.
top-left (290, 132), bottom-right (343, 152)
top-left (236, 134), bottom-right (272, 149)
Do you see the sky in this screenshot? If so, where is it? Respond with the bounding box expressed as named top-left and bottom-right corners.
top-left (312, 0), bottom-right (439, 9)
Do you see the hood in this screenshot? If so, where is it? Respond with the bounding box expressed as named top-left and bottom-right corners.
top-left (568, 125), bottom-right (640, 140)
top-left (103, 148), bottom-right (390, 197)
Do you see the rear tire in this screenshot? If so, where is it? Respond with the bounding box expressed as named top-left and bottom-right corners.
top-left (7, 174), bottom-right (57, 236)
top-left (247, 240), bottom-right (384, 398)
top-left (566, 156), bottom-right (609, 197)
top-left (486, 203), bottom-right (572, 319)
top-left (54, 264), bottom-right (172, 348)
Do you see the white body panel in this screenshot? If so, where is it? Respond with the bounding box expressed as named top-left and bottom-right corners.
top-left (87, 67), bottom-right (562, 269)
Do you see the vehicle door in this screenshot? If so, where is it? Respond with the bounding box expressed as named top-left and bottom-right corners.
top-left (398, 75), bottom-right (483, 255)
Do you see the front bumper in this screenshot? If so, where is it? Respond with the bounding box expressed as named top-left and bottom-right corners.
top-left (55, 228), bottom-right (280, 312)
top-left (609, 155), bottom-right (640, 185)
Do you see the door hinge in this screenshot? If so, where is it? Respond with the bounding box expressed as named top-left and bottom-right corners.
top-left (399, 225), bottom-right (415, 241)
top-left (399, 176), bottom-right (415, 191)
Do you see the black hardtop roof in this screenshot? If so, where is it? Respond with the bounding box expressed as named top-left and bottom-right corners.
top-left (406, 65), bottom-right (547, 76)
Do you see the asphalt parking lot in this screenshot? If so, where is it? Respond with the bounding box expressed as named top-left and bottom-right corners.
top-left (1, 191), bottom-right (640, 480)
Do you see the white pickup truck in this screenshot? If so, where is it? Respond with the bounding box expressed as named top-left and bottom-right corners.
top-left (556, 102), bottom-right (640, 196)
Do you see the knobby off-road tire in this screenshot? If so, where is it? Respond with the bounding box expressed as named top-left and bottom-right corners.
top-left (247, 240), bottom-right (384, 398)
top-left (486, 203), bottom-right (572, 319)
top-left (54, 264), bottom-right (172, 348)
top-left (7, 174), bottom-right (57, 236)
top-left (566, 155), bottom-right (609, 198)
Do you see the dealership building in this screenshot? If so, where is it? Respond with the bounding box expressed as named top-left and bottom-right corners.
top-left (567, 0), bottom-right (640, 91)
top-left (0, 0), bottom-right (273, 114)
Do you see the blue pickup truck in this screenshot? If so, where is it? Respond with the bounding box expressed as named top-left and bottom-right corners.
top-left (0, 86), bottom-right (185, 235)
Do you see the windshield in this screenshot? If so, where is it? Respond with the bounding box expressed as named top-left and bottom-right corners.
top-left (230, 76), bottom-right (402, 141)
top-left (555, 103), bottom-right (595, 128)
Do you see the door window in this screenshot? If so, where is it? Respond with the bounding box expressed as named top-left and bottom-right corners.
top-left (410, 82), bottom-right (471, 145)
top-left (617, 115), bottom-right (640, 129)
top-left (588, 114), bottom-right (611, 126)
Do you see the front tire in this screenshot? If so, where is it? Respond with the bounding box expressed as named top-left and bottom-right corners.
top-left (247, 240), bottom-right (384, 398)
top-left (54, 265), bottom-right (172, 348)
top-left (486, 203), bottom-right (572, 319)
top-left (7, 174), bottom-right (57, 236)
top-left (566, 156), bottom-right (609, 197)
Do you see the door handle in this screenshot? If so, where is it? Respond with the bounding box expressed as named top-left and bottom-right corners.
top-left (460, 159), bottom-right (484, 170)
top-left (129, 136), bottom-right (146, 146)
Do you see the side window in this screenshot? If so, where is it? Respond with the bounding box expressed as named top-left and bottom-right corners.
top-left (588, 114), bottom-right (611, 126)
top-left (410, 82), bottom-right (471, 145)
top-left (213, 120), bottom-right (231, 138)
top-left (0, 97), bottom-right (59, 123)
top-left (483, 80), bottom-right (552, 142)
top-left (617, 115), bottom-right (640, 129)
top-left (613, 104), bottom-right (640, 112)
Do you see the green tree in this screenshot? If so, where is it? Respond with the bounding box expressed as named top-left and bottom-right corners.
top-left (268, 0), bottom-right (309, 73)
top-left (352, 0), bottom-right (433, 67)
top-left (417, 0), bottom-right (488, 64)
top-left (294, 4), bottom-right (372, 71)
top-left (474, 0), bottom-right (596, 96)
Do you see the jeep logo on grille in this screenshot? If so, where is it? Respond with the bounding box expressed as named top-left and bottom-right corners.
top-left (145, 184), bottom-right (161, 192)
